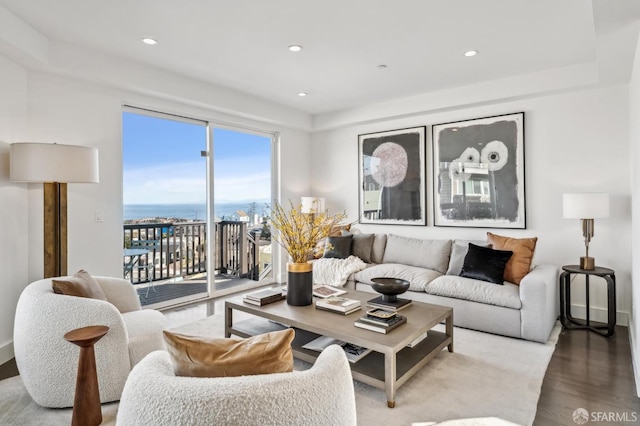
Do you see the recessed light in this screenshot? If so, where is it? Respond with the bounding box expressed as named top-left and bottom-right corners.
top-left (464, 50), bottom-right (478, 57)
top-left (289, 45), bottom-right (303, 52)
top-left (142, 38), bottom-right (158, 45)
top-left (297, 92), bottom-right (307, 97)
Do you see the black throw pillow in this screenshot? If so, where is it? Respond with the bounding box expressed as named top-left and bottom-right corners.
top-left (322, 235), bottom-right (353, 259)
top-left (460, 243), bottom-right (513, 285)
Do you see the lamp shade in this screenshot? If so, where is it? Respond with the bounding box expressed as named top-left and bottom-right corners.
top-left (562, 193), bottom-right (609, 219)
top-left (300, 197), bottom-right (325, 214)
top-left (10, 142), bottom-right (99, 183)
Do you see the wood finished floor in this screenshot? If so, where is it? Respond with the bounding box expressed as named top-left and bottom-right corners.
top-left (2, 322), bottom-right (638, 425)
top-left (535, 325), bottom-right (640, 425)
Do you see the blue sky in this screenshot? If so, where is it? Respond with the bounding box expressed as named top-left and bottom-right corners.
top-left (122, 112), bottom-right (271, 204)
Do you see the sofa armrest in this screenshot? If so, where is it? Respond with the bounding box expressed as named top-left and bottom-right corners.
top-left (519, 264), bottom-right (559, 342)
top-left (96, 276), bottom-right (142, 313)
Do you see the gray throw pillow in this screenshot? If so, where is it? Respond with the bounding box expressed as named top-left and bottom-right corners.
top-left (446, 240), bottom-right (490, 276)
top-left (370, 234), bottom-right (387, 264)
top-left (323, 235), bottom-right (353, 259)
top-left (446, 243), bottom-right (470, 276)
top-left (351, 234), bottom-right (374, 263)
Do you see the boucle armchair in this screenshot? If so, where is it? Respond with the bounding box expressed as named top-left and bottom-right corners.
top-left (116, 345), bottom-right (358, 426)
top-left (13, 276), bottom-right (167, 408)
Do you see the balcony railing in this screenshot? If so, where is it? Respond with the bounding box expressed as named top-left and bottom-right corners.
top-left (124, 221), bottom-right (266, 285)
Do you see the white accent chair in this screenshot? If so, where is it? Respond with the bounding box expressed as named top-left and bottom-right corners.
top-left (13, 276), bottom-right (167, 408)
top-left (117, 345), bottom-right (358, 426)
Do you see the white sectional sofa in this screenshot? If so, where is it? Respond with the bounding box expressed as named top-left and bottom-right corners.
top-left (344, 233), bottom-right (558, 343)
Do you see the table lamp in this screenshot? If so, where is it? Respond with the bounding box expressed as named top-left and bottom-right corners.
top-left (10, 142), bottom-right (99, 278)
top-left (562, 192), bottom-right (609, 270)
top-left (300, 197), bottom-right (325, 215)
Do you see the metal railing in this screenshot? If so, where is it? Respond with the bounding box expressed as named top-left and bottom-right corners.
top-left (124, 221), bottom-right (266, 284)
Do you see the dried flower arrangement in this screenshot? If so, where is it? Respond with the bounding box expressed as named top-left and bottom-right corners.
top-left (270, 199), bottom-right (347, 264)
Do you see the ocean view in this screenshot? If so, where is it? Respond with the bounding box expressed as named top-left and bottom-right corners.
top-left (124, 202), bottom-right (271, 221)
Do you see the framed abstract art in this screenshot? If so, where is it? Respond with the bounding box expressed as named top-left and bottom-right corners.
top-left (358, 126), bottom-right (426, 225)
top-left (432, 112), bottom-right (526, 228)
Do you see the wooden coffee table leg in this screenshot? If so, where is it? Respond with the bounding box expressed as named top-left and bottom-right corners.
top-left (384, 351), bottom-right (396, 408)
top-left (225, 304), bottom-right (232, 337)
top-left (446, 313), bottom-right (454, 352)
top-left (64, 325), bottom-right (109, 426)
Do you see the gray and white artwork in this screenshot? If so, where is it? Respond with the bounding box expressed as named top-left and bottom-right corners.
top-left (359, 127), bottom-right (426, 225)
top-left (432, 113), bottom-right (525, 228)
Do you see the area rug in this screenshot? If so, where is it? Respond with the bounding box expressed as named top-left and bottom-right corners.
top-left (0, 314), bottom-right (560, 426)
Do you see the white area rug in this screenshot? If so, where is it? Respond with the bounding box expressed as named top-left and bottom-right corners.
top-left (0, 314), bottom-right (559, 426)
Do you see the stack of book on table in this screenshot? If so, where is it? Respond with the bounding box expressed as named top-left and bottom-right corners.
top-left (312, 284), bottom-right (347, 298)
top-left (301, 335), bottom-right (372, 363)
top-left (366, 295), bottom-right (412, 312)
top-left (354, 310), bottom-right (407, 334)
top-left (315, 296), bottom-right (361, 315)
top-left (242, 288), bottom-right (285, 306)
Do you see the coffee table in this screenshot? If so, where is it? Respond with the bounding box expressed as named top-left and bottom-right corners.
top-left (225, 289), bottom-right (453, 408)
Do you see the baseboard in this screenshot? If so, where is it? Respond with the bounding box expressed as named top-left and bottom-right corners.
top-left (628, 319), bottom-right (640, 397)
top-left (568, 303), bottom-right (628, 326)
top-left (0, 340), bottom-right (14, 365)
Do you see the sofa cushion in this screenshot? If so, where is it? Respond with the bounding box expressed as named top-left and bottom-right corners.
top-left (163, 328), bottom-right (294, 378)
top-left (382, 234), bottom-right (452, 274)
top-left (51, 269), bottom-right (108, 301)
top-left (351, 233), bottom-right (375, 263)
top-left (426, 275), bottom-right (522, 309)
top-left (323, 235), bottom-right (353, 259)
top-left (460, 243), bottom-right (513, 285)
top-left (354, 263), bottom-right (442, 291)
top-left (446, 240), bottom-right (490, 276)
top-left (371, 234), bottom-right (388, 264)
top-left (487, 232), bottom-right (538, 285)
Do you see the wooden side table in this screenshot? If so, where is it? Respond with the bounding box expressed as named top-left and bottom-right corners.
top-left (559, 265), bottom-right (616, 337)
top-left (64, 325), bottom-right (110, 426)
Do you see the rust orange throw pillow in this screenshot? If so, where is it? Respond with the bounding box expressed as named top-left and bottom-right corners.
top-left (52, 269), bottom-right (107, 301)
top-left (486, 232), bottom-right (538, 285)
top-left (163, 328), bottom-right (295, 378)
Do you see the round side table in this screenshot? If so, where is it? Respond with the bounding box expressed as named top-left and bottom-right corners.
top-left (559, 265), bottom-right (616, 337)
top-left (64, 325), bottom-right (110, 426)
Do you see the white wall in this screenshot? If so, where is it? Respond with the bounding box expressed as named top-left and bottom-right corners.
top-left (0, 66), bottom-right (312, 365)
top-left (312, 85), bottom-right (631, 326)
top-left (628, 31), bottom-right (640, 396)
top-left (0, 54), bottom-right (29, 363)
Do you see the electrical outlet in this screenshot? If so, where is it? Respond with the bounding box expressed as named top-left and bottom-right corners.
top-left (95, 210), bottom-right (104, 222)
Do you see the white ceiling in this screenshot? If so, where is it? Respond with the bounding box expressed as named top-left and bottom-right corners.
top-left (1, 0), bottom-right (640, 116)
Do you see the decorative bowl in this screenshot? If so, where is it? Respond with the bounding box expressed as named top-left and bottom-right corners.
top-left (370, 277), bottom-right (410, 302)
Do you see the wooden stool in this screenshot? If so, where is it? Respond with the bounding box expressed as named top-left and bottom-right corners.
top-left (64, 325), bottom-right (110, 426)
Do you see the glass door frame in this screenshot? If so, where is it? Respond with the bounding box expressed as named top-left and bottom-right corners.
top-left (205, 122), bottom-right (280, 299)
top-left (122, 106), bottom-right (210, 309)
top-left (123, 106), bottom-right (280, 305)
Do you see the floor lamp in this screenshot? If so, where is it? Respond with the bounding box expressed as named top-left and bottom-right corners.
top-left (10, 143), bottom-right (99, 278)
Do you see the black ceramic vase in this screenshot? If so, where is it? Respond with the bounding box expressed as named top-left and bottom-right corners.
top-left (286, 263), bottom-right (313, 306)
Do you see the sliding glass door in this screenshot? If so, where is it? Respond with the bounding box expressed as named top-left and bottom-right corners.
top-left (122, 108), bottom-right (276, 307)
top-left (211, 127), bottom-right (274, 295)
top-left (123, 109), bottom-right (209, 307)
